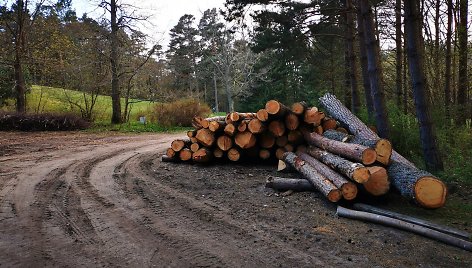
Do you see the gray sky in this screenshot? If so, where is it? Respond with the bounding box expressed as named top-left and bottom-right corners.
top-left (72, 0), bottom-right (226, 48)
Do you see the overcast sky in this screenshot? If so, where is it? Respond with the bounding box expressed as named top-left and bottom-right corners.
top-left (72, 0), bottom-right (226, 48)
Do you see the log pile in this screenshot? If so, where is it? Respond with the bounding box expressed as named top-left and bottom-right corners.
top-left (163, 95), bottom-right (448, 209)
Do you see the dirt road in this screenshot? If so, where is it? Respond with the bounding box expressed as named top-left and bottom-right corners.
top-left (0, 132), bottom-right (470, 267)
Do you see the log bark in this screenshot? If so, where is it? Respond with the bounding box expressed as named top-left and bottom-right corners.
top-left (297, 152), bottom-right (357, 200)
top-left (266, 176), bottom-right (313, 192)
top-left (192, 148), bottom-right (212, 163)
top-left (306, 146), bottom-right (370, 184)
top-left (265, 100), bottom-right (289, 117)
top-left (336, 206), bottom-right (472, 252)
top-left (291, 101), bottom-right (308, 115)
top-left (171, 139), bottom-right (190, 152)
top-left (195, 128), bottom-right (215, 147)
top-left (353, 203), bottom-right (471, 240)
top-left (227, 148), bottom-right (241, 161)
top-left (217, 135), bottom-right (233, 151)
top-left (235, 131), bottom-right (256, 149)
top-left (323, 129), bottom-right (392, 165)
top-left (285, 113), bottom-right (300, 130)
top-left (256, 109), bottom-right (269, 122)
top-left (303, 131), bottom-right (377, 165)
top-left (363, 166), bottom-right (390, 196)
top-left (248, 118), bottom-right (265, 134)
top-left (282, 152), bottom-right (341, 202)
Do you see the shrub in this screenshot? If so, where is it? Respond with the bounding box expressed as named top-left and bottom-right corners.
top-left (0, 112), bottom-right (90, 131)
top-left (152, 99), bottom-right (211, 127)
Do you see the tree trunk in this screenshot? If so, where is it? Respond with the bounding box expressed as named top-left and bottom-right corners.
top-left (359, 0), bottom-right (390, 138)
top-left (444, 0), bottom-right (453, 118)
top-left (248, 119), bottom-right (265, 134)
top-left (395, 0), bottom-right (403, 107)
top-left (457, 0), bottom-right (468, 124)
top-left (195, 128), bottom-right (215, 147)
top-left (285, 113), bottom-right (300, 131)
top-left (303, 131), bottom-right (377, 165)
top-left (345, 0), bottom-right (360, 114)
top-left (291, 101), bottom-right (308, 115)
top-left (234, 131), bottom-right (256, 149)
top-left (213, 71), bottom-right (219, 113)
top-left (110, 0), bottom-right (121, 124)
top-left (266, 176), bottom-right (314, 192)
top-left (216, 135), bottom-right (233, 151)
top-left (404, 0), bottom-right (444, 171)
top-left (356, 5), bottom-right (374, 120)
top-left (265, 100), bottom-right (289, 117)
top-left (363, 166), bottom-right (390, 196)
top-left (14, 48), bottom-right (26, 113)
top-left (282, 152), bottom-right (341, 202)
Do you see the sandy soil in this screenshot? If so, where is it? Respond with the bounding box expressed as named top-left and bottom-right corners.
top-left (0, 131), bottom-right (470, 267)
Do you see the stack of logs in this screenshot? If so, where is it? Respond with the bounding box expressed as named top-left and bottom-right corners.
top-left (163, 95), bottom-right (447, 209)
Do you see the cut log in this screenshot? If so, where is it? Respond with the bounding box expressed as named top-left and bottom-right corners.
top-left (336, 127), bottom-right (349, 134)
top-left (234, 131), bottom-right (257, 149)
top-left (209, 121), bottom-right (226, 132)
top-left (285, 113), bottom-right (300, 130)
top-left (194, 116), bottom-right (225, 129)
top-left (306, 146), bottom-right (370, 184)
top-left (248, 118), bottom-right (265, 134)
top-left (179, 148), bottom-right (193, 161)
top-left (256, 109), bottom-right (269, 122)
top-left (259, 149), bottom-right (271, 160)
top-left (275, 147), bottom-right (287, 160)
top-left (276, 135), bottom-right (288, 147)
top-left (287, 130), bottom-right (303, 145)
top-left (282, 152), bottom-right (341, 202)
top-left (363, 166), bottom-right (390, 196)
top-left (190, 137), bottom-right (198, 143)
top-left (277, 160), bottom-right (291, 172)
top-left (217, 135), bottom-right (233, 151)
top-left (227, 148), bottom-right (241, 162)
top-left (297, 152), bottom-right (357, 200)
top-left (195, 128), bottom-right (215, 147)
top-left (319, 92), bottom-right (413, 167)
top-left (259, 132), bottom-right (276, 149)
top-left (190, 143), bottom-right (200, 153)
top-left (303, 131), bottom-right (377, 165)
top-left (269, 120), bottom-right (286, 137)
top-left (204, 115), bottom-right (227, 127)
top-left (171, 139), bottom-right (190, 152)
top-left (224, 123), bottom-right (236, 136)
top-left (322, 118), bottom-right (338, 131)
top-left (213, 148), bottom-right (224, 158)
top-left (192, 148), bottom-right (212, 163)
top-left (296, 145), bottom-right (307, 153)
top-left (266, 176), bottom-right (313, 192)
top-left (323, 130), bottom-right (392, 165)
top-left (187, 130), bottom-right (197, 138)
top-left (388, 161), bottom-right (447, 209)
top-left (352, 203), bottom-right (471, 240)
top-left (192, 116), bottom-right (206, 129)
top-left (166, 148), bottom-right (177, 159)
top-left (304, 108), bottom-right (325, 125)
top-left (265, 100), bottom-right (289, 117)
top-left (336, 206), bottom-right (472, 252)
top-left (237, 120), bottom-right (248, 132)
top-left (284, 143), bottom-right (294, 152)
top-left (314, 125), bottom-right (324, 135)
top-left (230, 112), bottom-right (256, 122)
top-left (291, 101), bottom-right (308, 115)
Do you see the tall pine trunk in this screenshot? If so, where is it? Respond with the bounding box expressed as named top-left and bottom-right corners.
top-left (395, 0), bottom-right (402, 107)
top-left (359, 0), bottom-right (390, 138)
top-left (110, 0), bottom-right (121, 124)
top-left (457, 0), bottom-right (468, 124)
top-left (14, 0), bottom-right (26, 113)
top-left (444, 0), bottom-right (453, 119)
top-left (404, 0), bottom-right (443, 171)
top-left (345, 0), bottom-right (360, 114)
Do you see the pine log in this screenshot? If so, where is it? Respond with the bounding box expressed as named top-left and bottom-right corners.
top-left (192, 148), bottom-right (212, 163)
top-left (275, 135), bottom-right (288, 147)
top-left (323, 129), bottom-right (392, 165)
top-left (195, 128), bottom-right (215, 147)
top-left (285, 113), bottom-right (300, 130)
top-left (265, 100), bottom-right (289, 117)
top-left (319, 92), bottom-right (413, 167)
top-left (336, 127), bottom-right (349, 134)
top-left (282, 152), bottom-right (341, 202)
top-left (166, 148), bottom-right (177, 159)
top-left (291, 101), bottom-right (308, 115)
top-left (277, 160), bottom-right (291, 172)
top-left (259, 149), bottom-right (271, 160)
top-left (304, 108), bottom-right (325, 125)
top-left (224, 123), bottom-right (236, 136)
top-left (268, 120), bottom-right (286, 137)
top-left (190, 137), bottom-right (198, 143)
top-left (275, 147), bottom-right (287, 160)
top-left (256, 109), bottom-right (269, 122)
top-left (209, 121), bottom-right (226, 132)
top-left (248, 118), bottom-right (265, 134)
top-left (287, 130), bottom-right (304, 145)
top-left (235, 131), bottom-right (256, 149)
top-left (322, 118), bottom-right (338, 131)
top-left (204, 115), bottom-right (227, 126)
top-left (187, 130), bottom-right (197, 138)
top-left (179, 148), bottom-right (193, 161)
top-left (217, 135), bottom-right (233, 151)
top-left (284, 143), bottom-right (294, 152)
top-left (266, 176), bottom-right (313, 192)
top-left (363, 166), bottom-right (390, 196)
top-left (190, 143), bottom-right (200, 153)
top-left (306, 146), bottom-right (370, 184)
top-left (229, 112), bottom-right (256, 122)
top-left (297, 152), bottom-right (357, 200)
top-left (259, 132), bottom-right (276, 149)
top-left (194, 116), bottom-right (226, 129)
top-left (303, 131), bottom-right (377, 165)
top-left (336, 206), bottom-right (472, 252)
top-left (192, 116), bottom-right (206, 129)
top-left (314, 125), bottom-right (324, 135)
top-left (213, 148), bottom-right (224, 159)
top-left (237, 120), bottom-right (248, 132)
top-left (296, 145), bottom-right (307, 153)
top-left (171, 139), bottom-right (190, 152)
top-left (227, 148), bottom-right (241, 162)
top-left (352, 203), bottom-right (471, 240)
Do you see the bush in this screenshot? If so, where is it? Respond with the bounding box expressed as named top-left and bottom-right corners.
top-left (0, 112), bottom-right (90, 131)
top-left (152, 99), bottom-right (211, 127)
